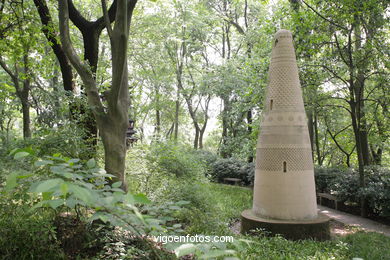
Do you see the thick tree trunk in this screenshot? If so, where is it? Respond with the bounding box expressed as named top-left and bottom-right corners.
top-left (20, 96), bottom-right (31, 139)
top-left (358, 100), bottom-right (371, 166)
top-left (199, 127), bottom-right (206, 150)
top-left (155, 87), bottom-right (161, 135)
top-left (67, 0), bottom-right (120, 148)
top-left (307, 110), bottom-right (315, 161)
top-left (350, 101), bottom-right (367, 217)
top-left (370, 145), bottom-right (382, 165)
top-left (220, 97), bottom-right (230, 158)
top-left (59, 0), bottom-right (138, 191)
top-left (155, 109), bottom-right (161, 135)
top-left (100, 120), bottom-right (128, 190)
top-left (194, 126), bottom-right (199, 150)
top-left (314, 112), bottom-right (322, 166)
top-left (247, 109), bottom-right (254, 162)
top-left (174, 92), bottom-right (179, 141)
top-left (0, 59), bottom-right (31, 139)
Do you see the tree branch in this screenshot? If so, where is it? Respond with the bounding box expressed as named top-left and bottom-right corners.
top-left (0, 57), bottom-right (17, 81)
top-left (33, 0), bottom-right (74, 92)
top-left (301, 0), bottom-right (348, 31)
top-left (58, 0), bottom-right (105, 118)
top-left (101, 0), bottom-right (113, 39)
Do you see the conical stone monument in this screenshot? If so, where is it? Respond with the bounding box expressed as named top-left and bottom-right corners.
top-left (241, 29), bottom-right (330, 240)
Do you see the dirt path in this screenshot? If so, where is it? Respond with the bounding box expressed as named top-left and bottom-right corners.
top-left (318, 205), bottom-right (390, 237)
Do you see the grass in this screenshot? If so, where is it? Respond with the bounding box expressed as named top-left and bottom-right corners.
top-left (181, 182), bottom-right (390, 260)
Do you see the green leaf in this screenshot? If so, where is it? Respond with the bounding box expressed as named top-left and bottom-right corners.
top-left (65, 198), bottom-right (79, 208)
top-left (34, 160), bottom-right (53, 167)
top-left (60, 183), bottom-right (68, 196)
top-left (68, 158), bottom-right (80, 164)
top-left (17, 174), bottom-right (33, 179)
top-left (176, 200), bottom-right (190, 205)
top-left (86, 158), bottom-right (96, 169)
top-left (175, 244), bottom-right (198, 257)
top-left (9, 148), bottom-right (19, 156)
top-left (14, 151), bottom-right (30, 160)
top-left (133, 207), bottom-right (146, 224)
top-left (5, 173), bottom-right (18, 191)
top-left (48, 199), bottom-right (63, 209)
top-left (134, 193), bottom-right (151, 204)
top-left (50, 165), bottom-right (68, 175)
top-left (42, 192), bottom-right (53, 200)
top-left (90, 212), bottom-right (109, 223)
top-left (69, 184), bottom-right (93, 204)
top-left (112, 181), bottom-right (122, 188)
top-left (124, 193), bottom-right (135, 205)
top-left (31, 178), bottom-right (64, 193)
top-left (28, 201), bottom-right (45, 213)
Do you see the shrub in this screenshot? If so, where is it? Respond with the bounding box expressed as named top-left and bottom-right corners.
top-left (2, 151), bottom-right (191, 258)
top-left (0, 195), bottom-right (64, 259)
top-left (209, 158), bottom-right (254, 185)
top-left (191, 149), bottom-right (219, 173)
top-left (146, 142), bottom-right (205, 178)
top-left (317, 166), bottom-right (390, 217)
top-left (314, 167), bottom-right (344, 193)
top-left (240, 162), bottom-right (255, 186)
top-left (362, 166), bottom-right (390, 216)
top-left (5, 124), bottom-right (92, 159)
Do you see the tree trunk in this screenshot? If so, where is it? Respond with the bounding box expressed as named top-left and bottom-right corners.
top-left (174, 90), bottom-right (180, 141)
top-left (100, 119), bottom-right (128, 190)
top-left (58, 0), bottom-right (138, 191)
top-left (370, 144), bottom-right (382, 165)
top-left (155, 109), bottom-right (161, 135)
top-left (33, 0), bottom-right (75, 92)
top-left (350, 101), bottom-right (367, 217)
top-left (220, 97), bottom-right (230, 158)
top-left (358, 100), bottom-right (371, 165)
top-left (194, 126), bottom-right (199, 149)
top-left (155, 87), bottom-right (161, 135)
top-left (314, 112), bottom-right (322, 166)
top-left (199, 124), bottom-right (207, 150)
top-left (307, 109), bottom-right (315, 161)
top-left (20, 94), bottom-right (31, 139)
top-left (247, 109), bottom-right (254, 162)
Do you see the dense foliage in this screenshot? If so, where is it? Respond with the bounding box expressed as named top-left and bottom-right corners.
top-left (0, 0), bottom-right (389, 258)
top-left (315, 166), bottom-right (390, 217)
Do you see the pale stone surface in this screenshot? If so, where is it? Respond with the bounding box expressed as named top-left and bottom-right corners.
top-left (252, 29), bottom-right (317, 220)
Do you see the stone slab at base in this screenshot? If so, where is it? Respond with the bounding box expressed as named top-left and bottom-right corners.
top-left (241, 209), bottom-right (330, 241)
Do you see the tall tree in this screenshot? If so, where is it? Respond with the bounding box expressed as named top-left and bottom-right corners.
top-left (58, 0), bottom-right (138, 190)
top-left (293, 0), bottom-right (389, 216)
top-left (33, 0), bottom-right (75, 92)
top-left (0, 1), bottom-right (42, 139)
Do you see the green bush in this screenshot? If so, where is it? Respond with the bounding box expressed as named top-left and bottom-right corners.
top-left (363, 166), bottom-right (390, 216)
top-left (191, 149), bottom-right (219, 173)
top-left (5, 124), bottom-right (92, 159)
top-left (0, 196), bottom-right (64, 259)
top-left (209, 157), bottom-right (254, 185)
top-left (146, 142), bottom-right (206, 178)
top-left (316, 166), bottom-right (390, 217)
top-left (314, 167), bottom-right (344, 193)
